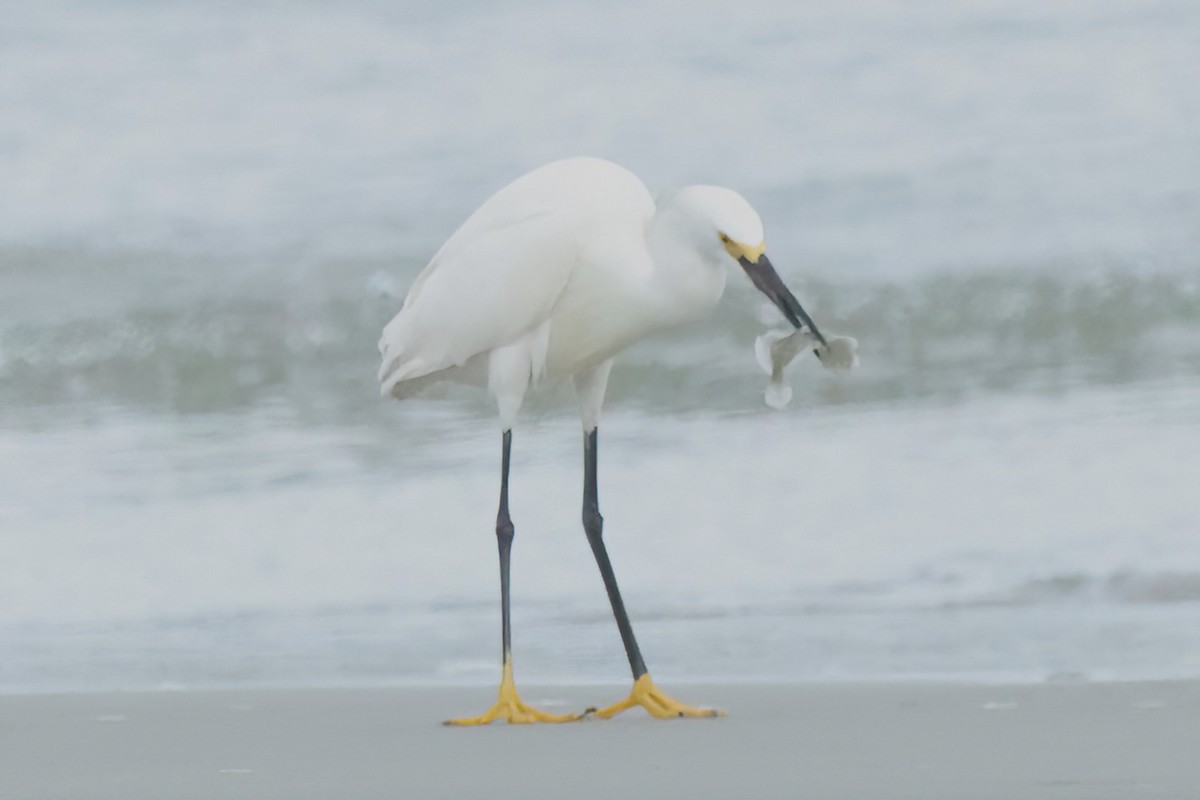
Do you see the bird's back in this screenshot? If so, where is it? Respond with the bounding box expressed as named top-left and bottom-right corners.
top-left (378, 158), bottom-right (656, 396)
top-left (443, 158), bottom-right (654, 256)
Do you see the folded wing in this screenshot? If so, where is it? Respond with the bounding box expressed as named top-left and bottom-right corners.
top-left (378, 204), bottom-right (579, 396)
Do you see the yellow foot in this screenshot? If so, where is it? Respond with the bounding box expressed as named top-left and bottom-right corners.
top-left (444, 663), bottom-right (582, 726)
top-left (593, 674), bottom-right (725, 720)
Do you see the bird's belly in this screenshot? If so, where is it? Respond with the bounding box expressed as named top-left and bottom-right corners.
top-left (541, 274), bottom-right (723, 380)
top-left (543, 319), bottom-right (627, 379)
top-left (542, 298), bottom-right (651, 379)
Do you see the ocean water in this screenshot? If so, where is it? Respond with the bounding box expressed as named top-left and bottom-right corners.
top-left (2, 0), bottom-right (1199, 692)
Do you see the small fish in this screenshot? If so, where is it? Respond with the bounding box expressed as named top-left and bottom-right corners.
top-left (754, 329), bottom-right (858, 409)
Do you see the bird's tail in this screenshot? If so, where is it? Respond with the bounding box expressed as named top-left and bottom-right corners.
top-left (377, 312), bottom-right (447, 399)
top-left (377, 313), bottom-right (415, 396)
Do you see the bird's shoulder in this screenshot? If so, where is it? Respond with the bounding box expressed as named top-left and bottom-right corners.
top-left (405, 158), bottom-right (654, 307)
top-left (402, 202), bottom-right (574, 313)
top-left (483, 157), bottom-right (656, 228)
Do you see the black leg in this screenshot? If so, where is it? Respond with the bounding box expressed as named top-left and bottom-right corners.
top-left (444, 427), bottom-right (582, 724)
top-left (582, 427), bottom-right (648, 680)
top-left (497, 428), bottom-right (515, 667)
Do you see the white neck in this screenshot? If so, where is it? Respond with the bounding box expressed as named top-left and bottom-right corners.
top-left (642, 195), bottom-right (728, 328)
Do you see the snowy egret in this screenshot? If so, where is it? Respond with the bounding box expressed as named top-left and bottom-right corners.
top-left (378, 157), bottom-right (831, 724)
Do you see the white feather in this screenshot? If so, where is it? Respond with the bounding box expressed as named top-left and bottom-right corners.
top-left (377, 156), bottom-right (799, 426)
top-left (379, 158), bottom-right (660, 398)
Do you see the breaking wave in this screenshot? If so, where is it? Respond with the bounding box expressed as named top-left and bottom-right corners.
top-left (2, 248), bottom-right (1197, 425)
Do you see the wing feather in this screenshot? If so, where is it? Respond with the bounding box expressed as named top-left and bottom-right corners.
top-left (377, 203), bottom-right (578, 395)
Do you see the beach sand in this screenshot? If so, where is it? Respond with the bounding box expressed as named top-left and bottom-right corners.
top-left (2, 680), bottom-right (1197, 799)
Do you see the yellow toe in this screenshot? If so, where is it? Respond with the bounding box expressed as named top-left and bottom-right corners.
top-left (444, 700), bottom-right (579, 726)
top-left (595, 674), bottom-right (724, 720)
top-left (443, 662), bottom-right (583, 726)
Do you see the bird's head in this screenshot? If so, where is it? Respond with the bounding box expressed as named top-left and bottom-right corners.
top-left (674, 185), bottom-right (828, 347)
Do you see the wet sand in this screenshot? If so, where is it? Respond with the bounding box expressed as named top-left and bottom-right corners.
top-left (2, 680), bottom-right (1197, 799)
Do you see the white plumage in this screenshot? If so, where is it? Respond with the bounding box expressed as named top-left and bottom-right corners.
top-left (378, 156), bottom-right (769, 428)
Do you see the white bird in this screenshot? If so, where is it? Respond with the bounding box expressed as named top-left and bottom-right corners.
top-left (378, 157), bottom-right (830, 724)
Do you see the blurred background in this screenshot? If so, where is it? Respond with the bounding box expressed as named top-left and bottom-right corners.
top-left (1, 0), bottom-right (1198, 692)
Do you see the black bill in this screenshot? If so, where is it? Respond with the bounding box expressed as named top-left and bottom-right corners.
top-left (738, 254), bottom-right (829, 348)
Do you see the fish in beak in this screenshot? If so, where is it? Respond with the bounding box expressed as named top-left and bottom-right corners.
top-left (738, 253), bottom-right (829, 349)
